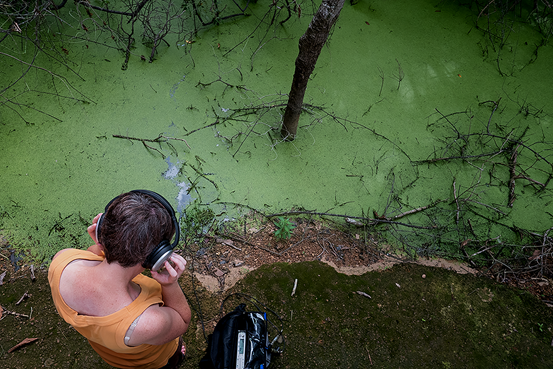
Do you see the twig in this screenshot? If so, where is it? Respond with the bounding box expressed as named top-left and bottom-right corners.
top-left (508, 145), bottom-right (519, 207)
top-left (186, 163), bottom-right (219, 190)
top-left (220, 239), bottom-right (242, 251)
top-left (394, 59), bottom-right (404, 90)
top-left (16, 292), bottom-right (29, 305)
top-left (453, 179), bottom-right (460, 224)
top-left (291, 279), bottom-right (298, 296)
top-left (377, 66), bottom-right (384, 97)
top-left (459, 239), bottom-right (478, 268)
top-left (462, 199), bottom-right (507, 216)
top-left (365, 346), bottom-right (373, 365)
top-left (277, 229), bottom-right (313, 256)
top-left (0, 306), bottom-right (30, 319)
top-left (113, 133), bottom-right (191, 153)
top-left (391, 200), bottom-right (444, 220)
top-left (487, 97), bottom-right (501, 134)
top-left (255, 244), bottom-right (283, 256)
top-left (0, 52), bottom-right (87, 94)
top-left (183, 120), bottom-right (220, 137)
top-left (208, 233), bottom-right (249, 248)
top-left (471, 241), bottom-right (500, 257)
top-left (266, 211), bottom-right (435, 229)
top-left (416, 150), bottom-right (508, 164)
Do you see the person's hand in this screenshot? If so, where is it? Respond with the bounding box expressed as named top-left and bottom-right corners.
top-left (87, 213), bottom-right (103, 245)
top-left (151, 254), bottom-right (187, 286)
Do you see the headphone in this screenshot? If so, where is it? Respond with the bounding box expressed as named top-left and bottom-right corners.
top-left (95, 190), bottom-right (180, 271)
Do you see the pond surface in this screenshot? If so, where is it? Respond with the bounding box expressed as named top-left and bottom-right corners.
top-left (1, 0), bottom-right (552, 261)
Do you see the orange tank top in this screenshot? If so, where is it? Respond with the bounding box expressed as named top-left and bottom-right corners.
top-left (48, 249), bottom-right (178, 369)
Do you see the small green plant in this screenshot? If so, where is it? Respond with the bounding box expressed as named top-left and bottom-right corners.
top-left (181, 205), bottom-right (215, 245)
top-left (273, 216), bottom-right (295, 240)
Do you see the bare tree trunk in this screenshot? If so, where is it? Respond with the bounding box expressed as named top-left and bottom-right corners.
top-left (281, 0), bottom-right (345, 141)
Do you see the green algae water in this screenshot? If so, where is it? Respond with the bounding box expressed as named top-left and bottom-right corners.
top-left (1, 0), bottom-right (552, 261)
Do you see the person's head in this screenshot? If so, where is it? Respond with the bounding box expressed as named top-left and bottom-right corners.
top-left (97, 191), bottom-right (176, 268)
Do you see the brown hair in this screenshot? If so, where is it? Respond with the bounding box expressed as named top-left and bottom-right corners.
top-left (97, 191), bottom-right (175, 267)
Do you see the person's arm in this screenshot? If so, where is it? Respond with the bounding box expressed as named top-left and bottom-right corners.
top-left (129, 254), bottom-right (192, 346)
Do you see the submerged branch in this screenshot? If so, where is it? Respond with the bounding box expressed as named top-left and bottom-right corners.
top-left (113, 133), bottom-right (191, 158)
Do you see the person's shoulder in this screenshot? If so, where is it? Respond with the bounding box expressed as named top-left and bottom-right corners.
top-left (52, 248), bottom-right (100, 261)
top-left (129, 304), bottom-right (181, 346)
top-left (52, 248), bottom-right (74, 261)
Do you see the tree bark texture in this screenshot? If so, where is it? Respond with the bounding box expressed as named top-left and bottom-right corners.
top-left (281, 0), bottom-right (345, 141)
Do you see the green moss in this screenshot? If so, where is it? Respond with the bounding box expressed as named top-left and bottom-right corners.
top-left (209, 262), bottom-right (553, 368)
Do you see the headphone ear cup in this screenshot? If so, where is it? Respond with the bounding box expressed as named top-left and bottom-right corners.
top-left (143, 240), bottom-right (174, 271)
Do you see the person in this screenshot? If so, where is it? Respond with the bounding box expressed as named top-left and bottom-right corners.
top-left (48, 191), bottom-right (191, 369)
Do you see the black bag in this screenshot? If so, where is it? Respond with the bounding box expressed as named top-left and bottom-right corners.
top-left (199, 304), bottom-right (277, 369)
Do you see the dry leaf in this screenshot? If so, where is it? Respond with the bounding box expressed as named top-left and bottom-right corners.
top-left (0, 270), bottom-right (6, 285)
top-left (529, 249), bottom-right (541, 261)
top-left (8, 337), bottom-right (38, 353)
top-left (0, 305), bottom-right (3, 319)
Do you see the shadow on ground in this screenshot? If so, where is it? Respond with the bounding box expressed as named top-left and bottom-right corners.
top-left (1, 261), bottom-right (553, 368)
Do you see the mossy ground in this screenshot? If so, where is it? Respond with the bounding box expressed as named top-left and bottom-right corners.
top-left (195, 261), bottom-right (553, 368)
top-left (1, 261), bottom-right (553, 368)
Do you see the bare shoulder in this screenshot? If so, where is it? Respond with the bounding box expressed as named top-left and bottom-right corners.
top-left (52, 248), bottom-right (72, 261)
top-left (128, 304), bottom-right (184, 346)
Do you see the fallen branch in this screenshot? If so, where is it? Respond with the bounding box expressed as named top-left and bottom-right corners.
top-left (266, 211), bottom-right (437, 229)
top-left (415, 150), bottom-right (509, 164)
top-left (507, 145), bottom-right (547, 208)
top-left (0, 306), bottom-right (30, 319)
top-left (113, 133), bottom-right (191, 158)
top-left (183, 119), bottom-right (220, 137)
top-left (391, 200), bottom-right (444, 221)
